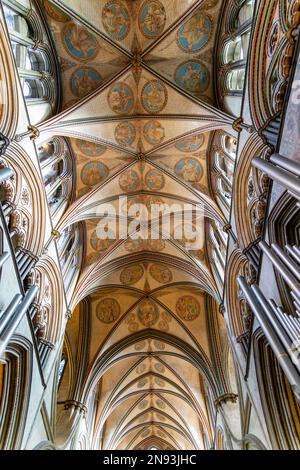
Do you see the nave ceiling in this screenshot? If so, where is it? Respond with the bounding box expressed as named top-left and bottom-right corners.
top-left (41, 0), bottom-right (235, 450)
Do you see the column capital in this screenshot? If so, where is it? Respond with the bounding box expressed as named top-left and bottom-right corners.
top-left (219, 303), bottom-right (226, 316)
top-left (0, 133), bottom-right (10, 157)
top-left (214, 393), bottom-right (238, 408)
top-left (51, 229), bottom-right (61, 240)
top-left (28, 126), bottom-right (40, 141)
top-left (223, 223), bottom-right (232, 233)
top-left (64, 400), bottom-right (87, 416)
top-left (232, 118), bottom-right (243, 133)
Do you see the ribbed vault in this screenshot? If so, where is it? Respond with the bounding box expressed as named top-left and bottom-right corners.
top-left (49, 0), bottom-right (233, 450)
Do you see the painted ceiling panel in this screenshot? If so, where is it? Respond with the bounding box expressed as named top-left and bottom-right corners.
top-left (46, 0), bottom-right (229, 450)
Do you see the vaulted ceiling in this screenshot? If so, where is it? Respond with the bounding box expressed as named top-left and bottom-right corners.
top-left (45, 0), bottom-right (234, 450)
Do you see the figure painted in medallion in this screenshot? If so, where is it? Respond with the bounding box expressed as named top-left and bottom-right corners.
top-left (44, 1), bottom-right (70, 22)
top-left (175, 61), bottom-right (209, 95)
top-left (155, 363), bottom-right (165, 374)
top-left (125, 239), bottom-right (144, 253)
top-left (115, 122), bottom-right (136, 146)
top-left (135, 341), bottom-right (146, 351)
top-left (142, 80), bottom-right (167, 114)
top-left (120, 264), bottom-right (144, 285)
top-left (145, 169), bottom-right (165, 191)
top-left (150, 264), bottom-right (172, 284)
top-left (81, 161), bottom-right (108, 186)
top-left (145, 196), bottom-right (165, 213)
top-left (136, 364), bottom-right (147, 375)
top-left (139, 399), bottom-right (148, 410)
top-left (119, 169), bottom-right (140, 192)
top-left (154, 340), bottom-right (165, 350)
top-left (177, 13), bottom-right (212, 53)
top-left (71, 68), bottom-right (102, 98)
top-left (143, 121), bottom-right (165, 145)
top-left (63, 24), bottom-right (99, 61)
top-left (175, 134), bottom-right (204, 152)
top-left (175, 158), bottom-right (202, 183)
top-left (86, 252), bottom-right (100, 266)
top-left (90, 229), bottom-right (115, 251)
top-left (139, 1), bottom-right (166, 38)
top-left (125, 239), bottom-right (165, 252)
top-left (176, 295), bottom-right (200, 321)
top-left (108, 82), bottom-right (134, 114)
top-left (78, 187), bottom-right (91, 199)
top-left (138, 299), bottom-right (159, 327)
top-left (96, 298), bottom-right (120, 323)
top-left (102, 1), bottom-right (130, 40)
top-left (155, 377), bottom-right (165, 387)
top-left (156, 398), bottom-right (166, 409)
top-left (76, 139), bottom-right (106, 156)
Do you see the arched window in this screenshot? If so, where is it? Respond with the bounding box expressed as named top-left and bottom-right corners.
top-left (37, 137), bottom-right (73, 218)
top-left (218, 0), bottom-right (255, 114)
top-left (227, 69), bottom-right (246, 93)
top-left (208, 221), bottom-right (228, 287)
top-left (237, 0), bottom-right (255, 27)
top-left (211, 132), bottom-right (237, 216)
top-left (57, 224), bottom-right (83, 295)
top-left (223, 135), bottom-right (237, 158)
top-left (58, 356), bottom-right (67, 386)
top-left (3, 0), bottom-right (57, 122)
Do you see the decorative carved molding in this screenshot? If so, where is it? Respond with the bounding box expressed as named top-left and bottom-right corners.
top-left (0, 133), bottom-right (10, 156)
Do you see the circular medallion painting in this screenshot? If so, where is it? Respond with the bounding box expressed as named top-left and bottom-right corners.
top-left (119, 169), bottom-right (140, 191)
top-left (155, 377), bottom-right (165, 387)
top-left (139, 399), bottom-right (148, 410)
top-left (138, 378), bottom-right (148, 388)
top-left (142, 80), bottom-right (168, 114)
top-left (44, 1), bottom-right (70, 22)
top-left (177, 13), bottom-right (212, 53)
top-left (143, 121), bottom-right (165, 146)
top-left (102, 1), bottom-right (130, 40)
top-left (150, 264), bottom-right (173, 284)
top-left (81, 162), bottom-right (108, 186)
top-left (136, 363), bottom-right (147, 374)
top-left (125, 239), bottom-right (144, 253)
top-left (86, 252), bottom-right (100, 266)
top-left (175, 158), bottom-right (202, 183)
top-left (158, 321), bottom-right (169, 332)
top-left (156, 399), bottom-right (166, 409)
top-left (175, 134), bottom-right (204, 152)
top-left (63, 24), bottom-right (99, 61)
top-left (145, 169), bottom-right (165, 191)
top-left (108, 82), bottom-right (134, 114)
top-left (154, 340), bottom-right (165, 350)
top-left (139, 1), bottom-right (166, 38)
top-left (97, 298), bottom-right (120, 323)
top-left (90, 229), bottom-right (115, 251)
top-left (175, 61), bottom-right (209, 95)
top-left (176, 295), bottom-right (200, 321)
top-left (145, 196), bottom-right (165, 212)
top-left (115, 122), bottom-right (136, 146)
top-left (78, 185), bottom-right (91, 197)
top-left (155, 363), bottom-right (165, 374)
top-left (135, 341), bottom-right (146, 351)
top-left (76, 139), bottom-right (106, 156)
top-left (120, 264), bottom-right (144, 285)
top-left (128, 322), bottom-right (139, 333)
top-left (70, 68), bottom-right (102, 98)
top-left (161, 311), bottom-right (172, 323)
top-left (138, 299), bottom-right (159, 327)
top-left (147, 239), bottom-right (165, 252)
